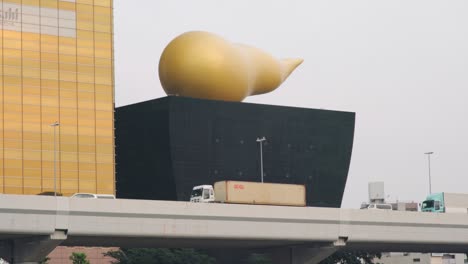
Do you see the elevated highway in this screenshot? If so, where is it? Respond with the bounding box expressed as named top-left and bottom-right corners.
top-left (0, 194), bottom-right (467, 263)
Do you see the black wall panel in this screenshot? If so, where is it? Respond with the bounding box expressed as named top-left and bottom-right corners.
top-left (116, 96), bottom-right (355, 207)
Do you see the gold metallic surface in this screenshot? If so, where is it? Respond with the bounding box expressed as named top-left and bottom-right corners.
top-left (159, 31), bottom-right (303, 102)
top-left (0, 0), bottom-right (115, 196)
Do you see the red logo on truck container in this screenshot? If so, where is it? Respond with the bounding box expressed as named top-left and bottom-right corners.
top-left (234, 184), bottom-right (245, 190)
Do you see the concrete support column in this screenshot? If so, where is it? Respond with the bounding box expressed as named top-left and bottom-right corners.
top-left (0, 230), bottom-right (67, 263)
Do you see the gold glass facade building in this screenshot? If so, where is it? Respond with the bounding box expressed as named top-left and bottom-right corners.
top-left (0, 0), bottom-right (114, 195)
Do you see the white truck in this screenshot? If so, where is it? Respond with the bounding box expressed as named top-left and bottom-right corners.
top-left (190, 180), bottom-right (306, 206)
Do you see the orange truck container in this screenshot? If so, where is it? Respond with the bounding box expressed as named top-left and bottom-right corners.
top-left (213, 180), bottom-right (306, 206)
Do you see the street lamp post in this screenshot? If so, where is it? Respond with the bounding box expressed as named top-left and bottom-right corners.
top-left (51, 121), bottom-right (60, 196)
top-left (424, 151), bottom-right (434, 195)
top-left (256, 137), bottom-right (266, 183)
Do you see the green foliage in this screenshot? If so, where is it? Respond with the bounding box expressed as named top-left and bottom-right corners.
top-left (69, 252), bottom-right (90, 264)
top-left (39, 257), bottom-right (50, 264)
top-left (245, 253), bottom-right (272, 264)
top-left (104, 248), bottom-right (216, 264)
top-left (320, 250), bottom-right (381, 264)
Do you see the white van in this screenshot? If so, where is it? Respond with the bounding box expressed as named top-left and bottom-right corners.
top-left (366, 203), bottom-right (393, 210)
top-left (71, 193), bottom-right (116, 199)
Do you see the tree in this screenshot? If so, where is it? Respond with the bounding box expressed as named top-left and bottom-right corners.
top-left (69, 252), bottom-right (90, 264)
top-left (104, 248), bottom-right (216, 264)
top-left (320, 250), bottom-right (381, 264)
top-left (39, 257), bottom-right (50, 264)
top-left (246, 253), bottom-right (272, 264)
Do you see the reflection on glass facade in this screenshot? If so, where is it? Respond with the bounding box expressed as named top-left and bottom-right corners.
top-left (0, 0), bottom-right (114, 195)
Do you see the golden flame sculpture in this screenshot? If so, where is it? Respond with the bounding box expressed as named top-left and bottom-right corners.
top-left (158, 31), bottom-right (303, 102)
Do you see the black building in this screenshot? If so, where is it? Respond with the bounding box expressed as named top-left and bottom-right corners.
top-left (115, 96), bottom-right (355, 207)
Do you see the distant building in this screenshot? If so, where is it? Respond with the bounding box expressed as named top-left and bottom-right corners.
top-left (362, 182), bottom-right (466, 264)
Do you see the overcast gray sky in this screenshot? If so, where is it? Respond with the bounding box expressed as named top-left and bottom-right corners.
top-left (113, 0), bottom-right (468, 208)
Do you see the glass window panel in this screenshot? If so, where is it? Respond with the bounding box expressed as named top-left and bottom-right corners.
top-left (95, 110), bottom-right (112, 121)
top-left (23, 122), bottom-right (41, 131)
top-left (23, 140), bottom-right (42, 151)
top-left (42, 61), bottom-right (59, 70)
top-left (4, 103), bottom-right (22, 112)
top-left (78, 135), bottom-right (95, 145)
top-left (23, 131), bottom-right (41, 141)
top-left (77, 100), bottom-right (94, 109)
top-left (96, 154), bottom-right (113, 163)
top-left (94, 15), bottom-right (111, 26)
top-left (4, 187), bottom-right (23, 194)
top-left (24, 160), bottom-right (41, 168)
top-left (41, 179), bottom-right (54, 189)
top-left (61, 107), bottom-right (78, 117)
top-left (79, 144), bottom-right (95, 152)
top-left (59, 45), bottom-right (77, 55)
top-left (4, 168), bottom-right (23, 177)
top-left (4, 159), bottom-right (22, 168)
top-left (60, 89), bottom-right (77, 98)
top-left (62, 170), bottom-right (79, 180)
top-left (24, 169), bottom-right (41, 178)
top-left (94, 0), bottom-right (111, 7)
top-left (23, 68), bottom-right (41, 79)
top-left (77, 47), bottom-right (94, 56)
top-left (23, 150), bottom-right (41, 160)
top-left (96, 136), bottom-right (112, 145)
top-left (94, 24), bottom-right (111, 33)
top-left (95, 48), bottom-right (111, 58)
top-left (79, 162), bottom-right (95, 171)
top-left (4, 57), bottom-right (22, 66)
top-left (3, 48), bottom-right (21, 58)
top-left (41, 70), bottom-right (59, 80)
top-left (3, 31), bottom-right (22, 40)
top-left (23, 77), bottom-right (41, 87)
top-left (4, 76), bottom-right (22, 85)
top-left (4, 140), bottom-right (22, 149)
top-left (4, 66), bottom-right (22, 76)
top-left (42, 96), bottom-right (59, 106)
top-left (77, 82), bottom-right (94, 92)
top-left (3, 39), bottom-right (22, 49)
top-left (94, 58), bottom-right (112, 67)
top-left (42, 52), bottom-right (59, 62)
top-left (95, 75), bottom-right (112, 85)
top-left (41, 43), bottom-right (59, 53)
top-left (59, 1), bottom-right (75, 11)
top-left (42, 79), bottom-right (59, 89)
top-left (77, 56), bottom-right (94, 65)
top-left (61, 152), bottom-right (78, 162)
top-left (77, 30), bottom-right (93, 40)
top-left (60, 54), bottom-right (77, 64)
top-left (42, 161), bottom-right (54, 169)
top-left (4, 121), bottom-right (22, 130)
top-left (60, 71), bottom-right (77, 82)
top-left (41, 0), bottom-right (58, 9)
top-left (23, 113), bottom-right (41, 122)
top-left (59, 63), bottom-right (77, 72)
top-left (24, 188), bottom-right (42, 195)
top-left (23, 59), bottom-right (41, 68)
top-left (60, 81), bottom-right (77, 90)
top-left (4, 177), bottom-right (23, 186)
top-left (23, 51), bottom-right (41, 60)
top-left (61, 179), bottom-right (78, 189)
top-left (79, 152), bottom-right (95, 163)
top-left (61, 125), bottom-right (78, 135)
top-left (24, 179), bottom-right (41, 188)
top-left (23, 41), bottom-right (41, 51)
top-left (96, 144), bottom-right (113, 154)
top-left (97, 181), bottom-right (113, 191)
top-left (62, 162), bottom-right (78, 171)
top-left (79, 170), bottom-right (96, 179)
